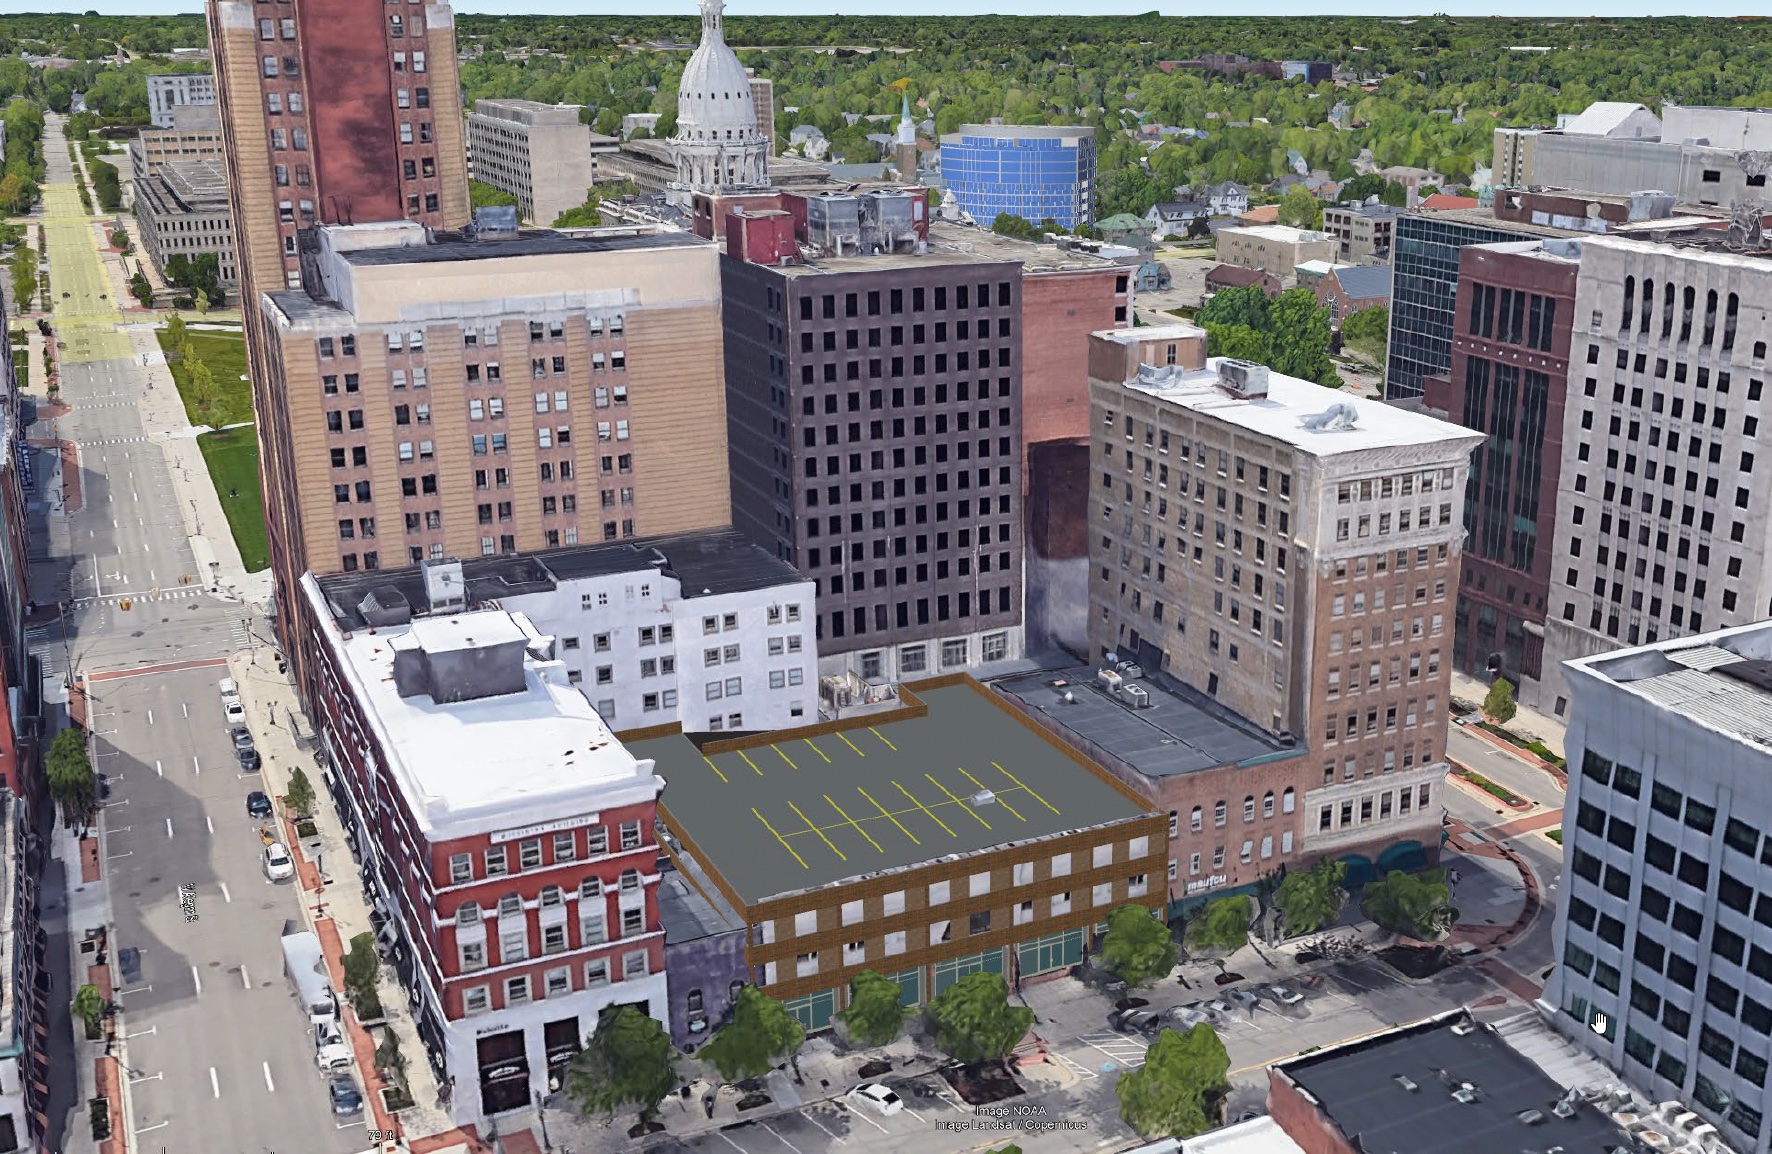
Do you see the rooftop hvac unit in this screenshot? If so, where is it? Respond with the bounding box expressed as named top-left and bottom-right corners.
top-left (1450, 1084), bottom-right (1478, 1104)
top-left (1123, 684), bottom-right (1150, 709)
top-left (1218, 358), bottom-right (1270, 400)
top-left (1098, 669), bottom-right (1124, 692)
top-left (1115, 661), bottom-right (1144, 679)
top-left (971, 789), bottom-right (997, 806)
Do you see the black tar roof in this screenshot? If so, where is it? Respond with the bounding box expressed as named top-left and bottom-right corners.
top-left (1278, 1013), bottom-right (1630, 1154)
top-left (314, 528), bottom-right (804, 630)
top-left (337, 228), bottom-right (708, 266)
top-left (991, 667), bottom-right (1297, 779)
top-left (639, 683), bottom-right (1153, 906)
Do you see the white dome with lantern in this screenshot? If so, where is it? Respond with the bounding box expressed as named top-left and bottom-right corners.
top-left (671, 0), bottom-right (769, 191)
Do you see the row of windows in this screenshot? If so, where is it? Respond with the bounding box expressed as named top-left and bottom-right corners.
top-left (1100, 414), bottom-right (1295, 500)
top-left (458, 951), bottom-right (650, 1017)
top-left (795, 282), bottom-right (1013, 322)
top-left (1316, 785), bottom-right (1432, 831)
top-left (821, 592), bottom-right (1014, 642)
top-left (1169, 789), bottom-right (1297, 835)
top-left (799, 318), bottom-right (1013, 353)
top-left (1176, 831), bottom-right (1294, 876)
top-left (1614, 280), bottom-right (1742, 353)
top-left (797, 350), bottom-right (1012, 385)
top-left (1325, 650), bottom-right (1443, 696)
top-left (1324, 698), bottom-right (1438, 742)
top-left (445, 823), bottom-right (645, 885)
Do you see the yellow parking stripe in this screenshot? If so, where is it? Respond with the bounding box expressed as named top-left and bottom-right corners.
top-left (857, 786), bottom-right (919, 846)
top-left (826, 794), bottom-right (883, 852)
top-left (894, 780), bottom-right (957, 837)
top-left (956, 765), bottom-right (1026, 822)
top-left (803, 738), bottom-right (832, 764)
top-left (836, 731), bottom-right (866, 757)
top-left (926, 773), bottom-right (991, 829)
top-left (702, 756), bottom-right (730, 784)
top-left (738, 750), bottom-right (763, 776)
top-left (993, 761), bottom-right (1059, 814)
top-left (870, 726), bottom-right (898, 751)
top-left (776, 746), bottom-right (799, 771)
top-left (787, 799), bottom-right (846, 861)
top-left (753, 808), bottom-right (808, 869)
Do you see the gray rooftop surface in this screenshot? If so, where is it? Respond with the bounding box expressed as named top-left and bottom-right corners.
top-left (337, 227), bottom-right (708, 267)
top-left (991, 667), bottom-right (1296, 778)
top-left (1330, 263), bottom-right (1393, 300)
top-left (1280, 1013), bottom-right (1630, 1154)
top-left (639, 682), bottom-right (1151, 906)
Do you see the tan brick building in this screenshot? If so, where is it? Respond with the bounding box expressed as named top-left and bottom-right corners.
top-left (1087, 326), bottom-right (1481, 881)
top-left (260, 221), bottom-right (731, 574)
top-left (464, 99), bottom-right (594, 226)
top-left (1214, 224), bottom-right (1337, 280)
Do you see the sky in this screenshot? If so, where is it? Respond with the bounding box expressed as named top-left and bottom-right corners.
top-left (7, 1), bottom-right (1762, 16)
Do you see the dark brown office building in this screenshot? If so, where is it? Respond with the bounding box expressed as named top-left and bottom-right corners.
top-left (723, 241), bottom-right (1027, 686)
top-left (1421, 238), bottom-right (1579, 688)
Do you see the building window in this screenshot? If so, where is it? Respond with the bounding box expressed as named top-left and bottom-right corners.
top-left (459, 940), bottom-right (486, 972)
top-left (519, 839), bottom-right (542, 870)
top-left (585, 959), bottom-right (610, 987)
top-left (449, 853), bottom-right (472, 883)
top-left (484, 847), bottom-right (508, 876)
top-left (505, 976), bottom-right (531, 1006)
top-left (462, 986), bottom-right (490, 1015)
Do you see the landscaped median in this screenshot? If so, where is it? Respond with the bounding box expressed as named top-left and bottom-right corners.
top-left (1449, 764), bottom-right (1531, 810)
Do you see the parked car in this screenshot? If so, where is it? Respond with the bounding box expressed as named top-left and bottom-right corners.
top-left (1225, 989), bottom-right (1260, 1010)
top-left (1265, 985), bottom-right (1306, 1007)
top-left (224, 699), bottom-right (246, 725)
top-left (262, 842), bottom-right (294, 882)
top-left (1109, 1008), bottom-right (1162, 1035)
top-left (1201, 999), bottom-right (1234, 1018)
top-left (231, 726), bottom-right (254, 752)
top-left (246, 790), bottom-right (273, 819)
top-left (1167, 1003), bottom-right (1213, 1029)
top-left (328, 1074), bottom-right (363, 1116)
top-left (848, 1083), bottom-right (904, 1116)
top-left (237, 748), bottom-right (261, 772)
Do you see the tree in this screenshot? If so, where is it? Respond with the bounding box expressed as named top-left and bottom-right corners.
top-left (45, 727), bottom-right (96, 829)
top-left (164, 312), bottom-right (186, 346)
top-left (1341, 304), bottom-right (1388, 353)
top-left (89, 157), bottom-right (120, 210)
top-left (194, 288), bottom-right (209, 315)
top-left (552, 202), bottom-right (603, 228)
top-left (1097, 903), bottom-right (1179, 989)
top-left (130, 270), bottom-right (152, 307)
top-left (837, 969), bottom-right (907, 1048)
top-left (284, 767), bottom-right (316, 819)
top-left (566, 1005), bottom-right (679, 1133)
top-left (108, 228), bottom-right (130, 253)
top-left (469, 178), bottom-right (518, 209)
top-left (375, 1027), bottom-right (408, 1088)
top-left (1203, 322), bottom-right (1267, 363)
top-left (1196, 284), bottom-right (1270, 332)
top-left (72, 983), bottom-right (106, 1039)
top-left (0, 172), bottom-right (35, 216)
top-left (163, 252), bottom-right (191, 286)
top-left (1184, 895), bottom-right (1250, 956)
top-left (1379, 179), bottom-right (1408, 208)
top-left (1484, 676), bottom-right (1518, 724)
top-left (1115, 1023), bottom-right (1230, 1139)
top-left (186, 357), bottom-right (216, 412)
top-left (1415, 183), bottom-right (1441, 200)
top-left (1186, 215), bottom-right (1211, 239)
top-left (1264, 288), bottom-right (1338, 387)
top-left (926, 971), bottom-right (1033, 1067)
top-left (700, 986), bottom-right (806, 1085)
top-left (1362, 869), bottom-right (1457, 940)
top-left (1337, 173), bottom-right (1387, 204)
top-left (1275, 183), bottom-right (1323, 230)
top-left (343, 931), bottom-right (382, 1020)
top-left (990, 212), bottom-right (1035, 240)
top-left (1273, 857), bottom-right (1347, 937)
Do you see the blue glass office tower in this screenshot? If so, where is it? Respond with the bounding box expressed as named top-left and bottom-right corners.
top-left (939, 125), bottom-right (1096, 231)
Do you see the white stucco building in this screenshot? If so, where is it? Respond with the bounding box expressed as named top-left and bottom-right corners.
top-left (669, 0), bottom-right (769, 192)
top-left (146, 71), bottom-right (216, 128)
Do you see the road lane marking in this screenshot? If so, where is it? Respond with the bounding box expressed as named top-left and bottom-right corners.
top-left (761, 1122), bottom-right (805, 1153)
top-left (220, 883), bottom-right (230, 902)
top-left (738, 749), bottom-right (762, 776)
top-left (776, 745), bottom-right (798, 771)
top-left (105, 852), bottom-right (132, 860)
top-left (799, 1111), bottom-right (845, 1142)
top-left (956, 764), bottom-right (1026, 821)
top-left (893, 779), bottom-right (956, 837)
top-left (718, 1134), bottom-right (748, 1152)
top-left (191, 967), bottom-right (201, 995)
top-left (825, 794), bottom-right (882, 852)
top-left (128, 1072), bottom-right (162, 1084)
top-left (164, 818), bottom-right (173, 838)
top-left (146, 709), bottom-right (152, 725)
top-left (181, 703), bottom-right (187, 718)
top-left (702, 756), bottom-right (729, 784)
top-left (803, 738), bottom-right (831, 763)
top-left (154, 759), bottom-right (161, 776)
top-left (126, 1026), bottom-right (156, 1039)
top-left (263, 1061), bottom-right (275, 1092)
top-left (210, 1067), bottom-right (219, 1098)
top-left (192, 755), bottom-right (199, 776)
top-left (241, 965), bottom-right (250, 989)
top-left (849, 1108), bottom-right (890, 1134)
top-left (205, 815), bottom-right (213, 834)
top-left (993, 761), bottom-right (1060, 814)
top-left (926, 773), bottom-right (990, 829)
top-left (135, 1121), bottom-right (169, 1134)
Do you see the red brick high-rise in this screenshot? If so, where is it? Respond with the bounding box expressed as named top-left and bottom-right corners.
top-left (208, 0), bottom-right (471, 683)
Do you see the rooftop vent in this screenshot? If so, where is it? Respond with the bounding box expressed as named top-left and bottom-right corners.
top-left (1518, 1109), bottom-right (1547, 1125)
top-left (971, 790), bottom-right (997, 806)
top-left (1451, 1084), bottom-right (1479, 1104)
top-left (1451, 1018), bottom-right (1477, 1036)
top-left (1394, 1075), bottom-right (1419, 1092)
top-left (1302, 402), bottom-right (1361, 431)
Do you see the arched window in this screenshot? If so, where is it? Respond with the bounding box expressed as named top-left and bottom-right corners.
top-left (1213, 800), bottom-right (1227, 827)
top-left (1190, 806), bottom-right (1203, 832)
top-left (456, 901), bottom-right (480, 927)
top-left (1243, 795), bottom-right (1256, 823)
top-left (1262, 791), bottom-right (1275, 818)
top-left (1282, 787), bottom-right (1296, 814)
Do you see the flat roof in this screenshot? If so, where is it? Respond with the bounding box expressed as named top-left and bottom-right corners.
top-left (1399, 206), bottom-right (1590, 240)
top-left (1278, 1012), bottom-right (1629, 1154)
top-left (337, 227), bottom-right (707, 267)
top-left (943, 123), bottom-right (1095, 142)
top-left (1095, 339), bottom-right (1483, 458)
top-left (1570, 621), bottom-right (1772, 746)
top-left (991, 667), bottom-right (1299, 778)
top-left (638, 682), bottom-right (1152, 906)
top-left (1218, 223), bottom-right (1329, 243)
top-left (1180, 1117), bottom-right (1306, 1153)
top-left (305, 578), bottom-right (654, 840)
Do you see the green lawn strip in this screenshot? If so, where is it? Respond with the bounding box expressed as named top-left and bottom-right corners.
top-left (195, 426), bottom-right (268, 572)
top-left (1546, 829), bottom-right (1562, 845)
top-left (12, 348), bottom-right (25, 392)
top-left (1473, 719), bottom-right (1566, 768)
top-left (155, 325), bottom-right (253, 427)
top-left (1453, 768), bottom-right (1526, 807)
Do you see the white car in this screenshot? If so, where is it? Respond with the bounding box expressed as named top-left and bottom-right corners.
top-left (848, 1083), bottom-right (904, 1116)
top-left (224, 698), bottom-right (246, 725)
top-left (1265, 985), bottom-right (1305, 1006)
top-left (263, 841), bottom-right (295, 882)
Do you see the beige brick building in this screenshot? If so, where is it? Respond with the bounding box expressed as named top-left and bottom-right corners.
top-left (127, 103), bottom-right (223, 182)
top-left (1087, 326), bottom-right (1482, 875)
top-left (465, 99), bottom-right (594, 225)
top-left (259, 221), bottom-right (731, 574)
top-left (1214, 224), bottom-right (1338, 280)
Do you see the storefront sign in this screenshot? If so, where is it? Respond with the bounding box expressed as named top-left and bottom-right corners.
top-left (1185, 874), bottom-right (1227, 895)
top-left (490, 813), bottom-right (600, 844)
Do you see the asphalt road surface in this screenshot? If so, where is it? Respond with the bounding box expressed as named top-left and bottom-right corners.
top-left (36, 113), bottom-right (365, 1154)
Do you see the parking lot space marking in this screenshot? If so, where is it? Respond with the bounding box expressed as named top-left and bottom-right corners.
top-left (856, 786), bottom-right (919, 846)
top-left (824, 794), bottom-right (883, 852)
top-left (893, 779), bottom-right (957, 837)
top-left (993, 761), bottom-right (1060, 815)
top-left (797, 1110), bottom-right (845, 1142)
top-left (956, 765), bottom-right (1026, 822)
top-left (1052, 1052), bottom-right (1099, 1080)
top-left (776, 746), bottom-right (799, 772)
top-left (718, 1132), bottom-right (749, 1152)
top-left (835, 731), bottom-right (866, 757)
top-left (786, 799), bottom-right (847, 862)
top-left (761, 1121), bottom-right (805, 1153)
top-left (703, 756), bottom-right (730, 785)
top-left (926, 772), bottom-right (991, 829)
top-left (868, 726), bottom-right (897, 751)
top-left (1075, 1031), bottom-right (1148, 1069)
top-left (848, 1108), bottom-right (890, 1135)
top-left (802, 737), bottom-right (832, 764)
top-left (738, 749), bottom-right (763, 776)
top-left (752, 807), bottom-right (809, 869)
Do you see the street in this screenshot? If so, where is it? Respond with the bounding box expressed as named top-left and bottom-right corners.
top-left (30, 113), bottom-right (364, 1154)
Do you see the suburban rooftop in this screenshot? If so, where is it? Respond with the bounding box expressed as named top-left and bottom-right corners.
top-left (636, 680), bottom-right (1153, 906)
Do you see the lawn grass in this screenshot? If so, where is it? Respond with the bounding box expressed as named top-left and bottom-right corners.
top-left (155, 325), bottom-right (253, 428)
top-left (1452, 767), bottom-right (1526, 807)
top-left (1546, 829), bottom-right (1562, 845)
top-left (195, 426), bottom-right (268, 572)
top-left (11, 348), bottom-right (25, 392)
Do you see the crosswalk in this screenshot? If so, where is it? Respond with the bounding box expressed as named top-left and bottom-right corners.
top-left (75, 436), bottom-right (151, 446)
top-left (72, 587), bottom-right (208, 609)
top-left (26, 625), bottom-right (66, 679)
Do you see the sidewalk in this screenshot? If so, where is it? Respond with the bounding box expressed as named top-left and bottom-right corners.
top-left (1450, 670), bottom-right (1567, 758)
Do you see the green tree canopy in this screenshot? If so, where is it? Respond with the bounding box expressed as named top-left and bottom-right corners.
top-left (566, 1005), bottom-right (680, 1130)
top-left (1337, 173), bottom-right (1387, 204)
top-left (1362, 869), bottom-right (1457, 940)
top-left (1184, 895), bottom-right (1251, 956)
top-left (552, 202), bottom-right (603, 228)
top-left (1115, 1023), bottom-right (1230, 1138)
top-left (837, 969), bottom-right (908, 1048)
top-left (1484, 677), bottom-right (1518, 723)
top-left (990, 212), bottom-right (1036, 240)
top-left (926, 971), bottom-right (1034, 1066)
top-left (343, 931), bottom-right (382, 1018)
top-left (1203, 322), bottom-right (1267, 363)
top-left (45, 727), bottom-right (96, 826)
top-left (469, 179), bottom-right (518, 209)
top-left (1341, 304), bottom-right (1388, 346)
top-left (1274, 857), bottom-right (1348, 937)
top-left (1275, 183), bottom-right (1323, 230)
top-left (700, 986), bottom-right (806, 1084)
top-left (284, 767), bottom-right (316, 819)
top-left (1379, 179), bottom-right (1408, 207)
top-left (164, 313), bottom-right (187, 346)
top-left (1197, 284), bottom-right (1270, 331)
top-left (1098, 904), bottom-right (1179, 989)
top-left (1263, 288), bottom-right (1339, 387)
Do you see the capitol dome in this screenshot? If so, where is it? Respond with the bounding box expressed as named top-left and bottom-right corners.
top-left (671, 0), bottom-right (769, 191)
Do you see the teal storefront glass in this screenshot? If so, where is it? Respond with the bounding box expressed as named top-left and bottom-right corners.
top-left (1016, 928), bottom-right (1084, 978)
top-left (931, 947), bottom-right (1005, 996)
top-left (887, 967), bottom-right (923, 1009)
top-left (781, 988), bottom-right (839, 1033)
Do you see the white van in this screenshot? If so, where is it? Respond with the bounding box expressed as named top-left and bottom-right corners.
top-left (220, 678), bottom-right (245, 724)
